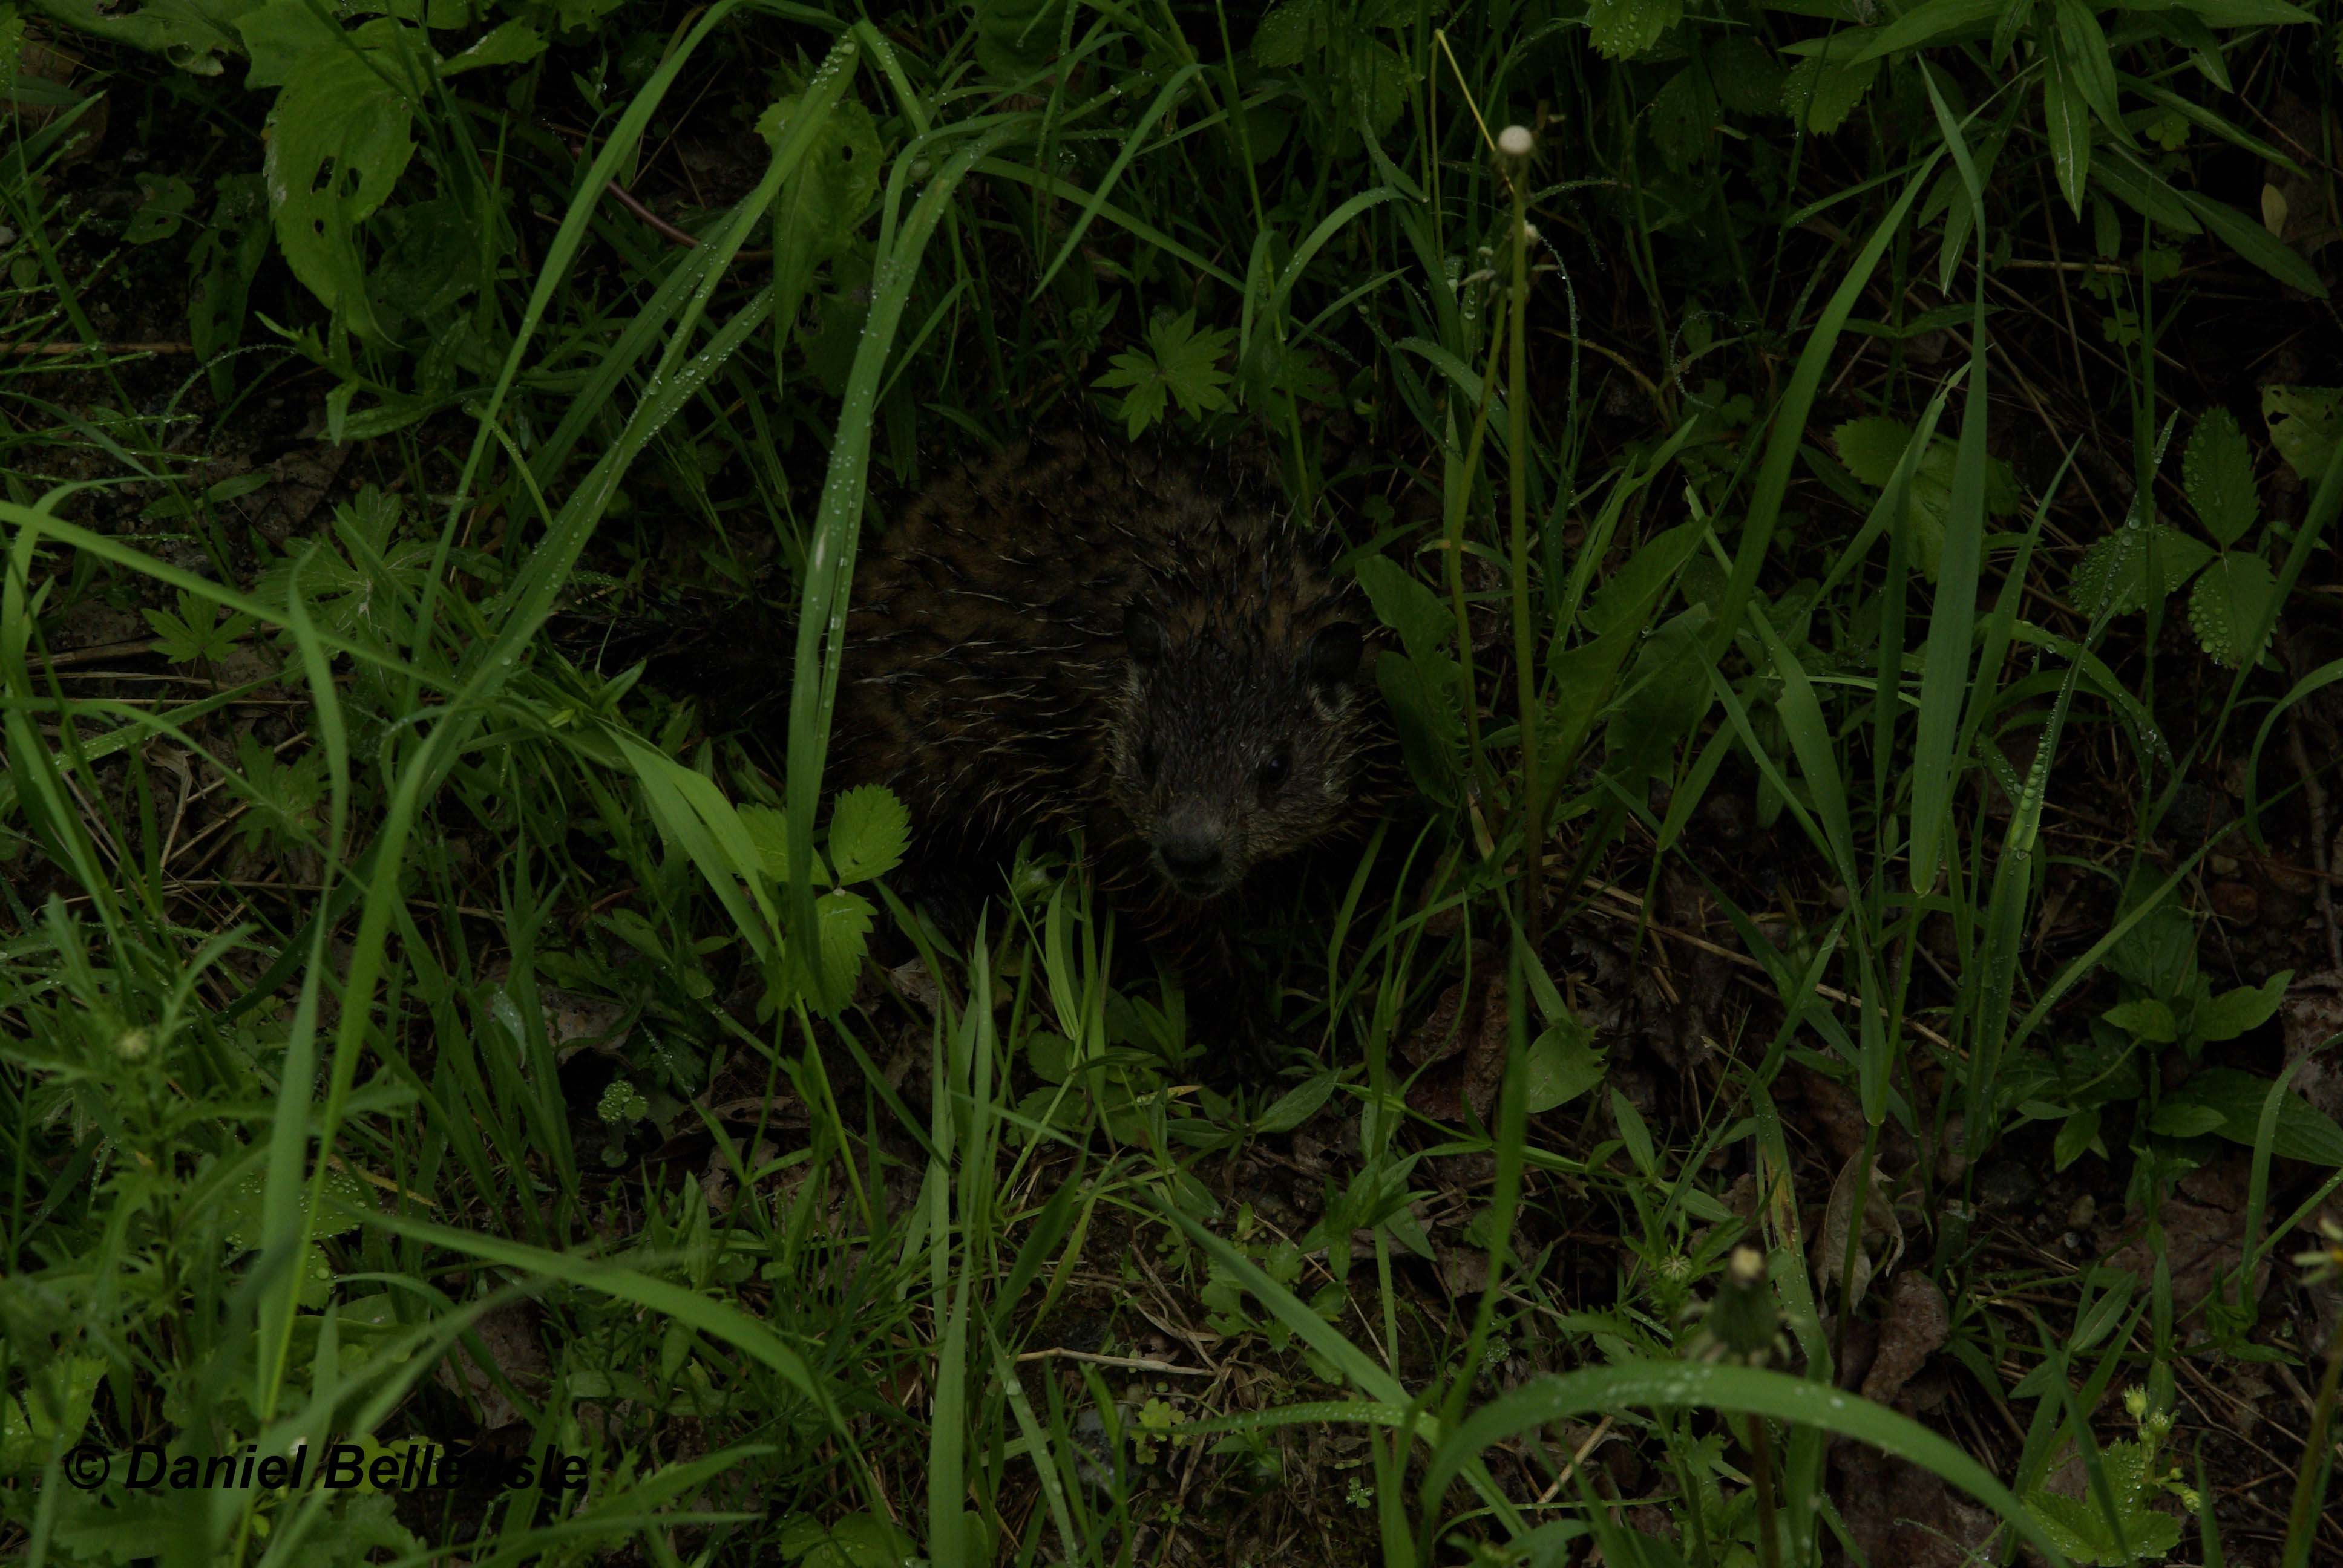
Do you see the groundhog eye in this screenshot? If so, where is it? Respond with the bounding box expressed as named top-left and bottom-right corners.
top-left (1256, 751), bottom-right (1290, 792)
top-left (1139, 741), bottom-right (1161, 781)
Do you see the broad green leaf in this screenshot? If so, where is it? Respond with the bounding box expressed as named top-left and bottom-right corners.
top-left (238, 0), bottom-right (349, 87)
top-left (0, 1356), bottom-right (103, 1472)
top-left (759, 94), bottom-right (881, 347)
top-left (1588, 0), bottom-right (1683, 59)
top-left (2108, 871), bottom-right (2198, 996)
top-left (2172, 1066), bottom-right (2343, 1166)
top-left (2110, 0), bottom-right (2311, 22)
top-left (2066, 524), bottom-right (2214, 618)
top-left (1605, 606), bottom-right (1712, 788)
top-left (1375, 648), bottom-right (1463, 806)
top-left (1254, 1070), bottom-right (1340, 1133)
top-left (2186, 550), bottom-right (2278, 667)
top-left (2183, 408), bottom-right (2259, 547)
top-left (125, 173), bottom-right (197, 243)
top-left (975, 0), bottom-right (1069, 78)
top-left (2054, 1108), bottom-right (2102, 1170)
top-left (1354, 554), bottom-right (1451, 664)
top-left (30, 0), bottom-right (258, 73)
top-left (1583, 521), bottom-right (1701, 638)
top-left (828, 783), bottom-right (910, 884)
top-left (1524, 1024), bottom-right (1606, 1114)
top-left (2102, 998), bottom-right (2177, 1042)
top-left (1845, 0), bottom-right (2004, 59)
top-left (2149, 1102), bottom-right (2228, 1138)
top-left (1611, 1089), bottom-right (1656, 1175)
top-left (242, 10), bottom-right (421, 339)
top-left (440, 18), bottom-right (544, 74)
top-left (2195, 970), bottom-right (2289, 1043)
top-left (2262, 386), bottom-right (2343, 482)
top-left (372, 195), bottom-right (480, 324)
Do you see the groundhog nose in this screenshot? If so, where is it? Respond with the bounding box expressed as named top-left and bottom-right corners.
top-left (1158, 832), bottom-right (1224, 877)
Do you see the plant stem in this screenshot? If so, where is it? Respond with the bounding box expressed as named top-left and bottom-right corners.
top-left (2282, 1315), bottom-right (2342, 1568)
top-left (1504, 146), bottom-right (1539, 959)
top-left (1748, 1413), bottom-right (1783, 1568)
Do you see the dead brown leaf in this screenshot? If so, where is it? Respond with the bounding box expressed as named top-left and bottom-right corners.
top-left (1861, 1271), bottom-right (1949, 1406)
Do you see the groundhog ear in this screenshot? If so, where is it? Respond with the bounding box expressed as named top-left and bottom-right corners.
top-left (1125, 604), bottom-right (1166, 665)
top-left (1304, 622), bottom-right (1363, 684)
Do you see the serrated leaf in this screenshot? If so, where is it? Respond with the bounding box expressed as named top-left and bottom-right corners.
top-left (814, 889), bottom-right (876, 994)
top-left (1093, 310), bottom-right (1235, 436)
top-left (2183, 408), bottom-right (2258, 547)
top-left (1833, 415), bottom-right (1915, 488)
top-left (2024, 1439), bottom-right (2186, 1564)
top-left (738, 803), bottom-right (801, 883)
top-left (975, 0), bottom-right (1070, 78)
top-left (2186, 550), bottom-right (2277, 667)
top-left (760, 94), bottom-right (881, 347)
top-left (1588, 0), bottom-right (1683, 59)
top-left (1903, 443), bottom-right (1961, 579)
top-left (1251, 0), bottom-right (1317, 67)
top-left (1781, 50), bottom-right (1879, 134)
top-left (2066, 524), bottom-right (2215, 618)
top-left (827, 784), bottom-right (909, 883)
top-left (0, 1355), bottom-right (103, 1472)
top-left (220, 1162), bottom-right (369, 1250)
top-left (2261, 385), bottom-right (2343, 482)
top-left (1342, 36), bottom-right (1413, 135)
top-left (1708, 33), bottom-right (1784, 114)
top-left (1648, 65), bottom-right (1717, 171)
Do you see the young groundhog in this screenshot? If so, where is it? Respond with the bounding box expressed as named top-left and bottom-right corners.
top-left (830, 428), bottom-right (1394, 951)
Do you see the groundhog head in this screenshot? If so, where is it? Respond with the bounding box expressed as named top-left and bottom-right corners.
top-left (1110, 599), bottom-right (1371, 901)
